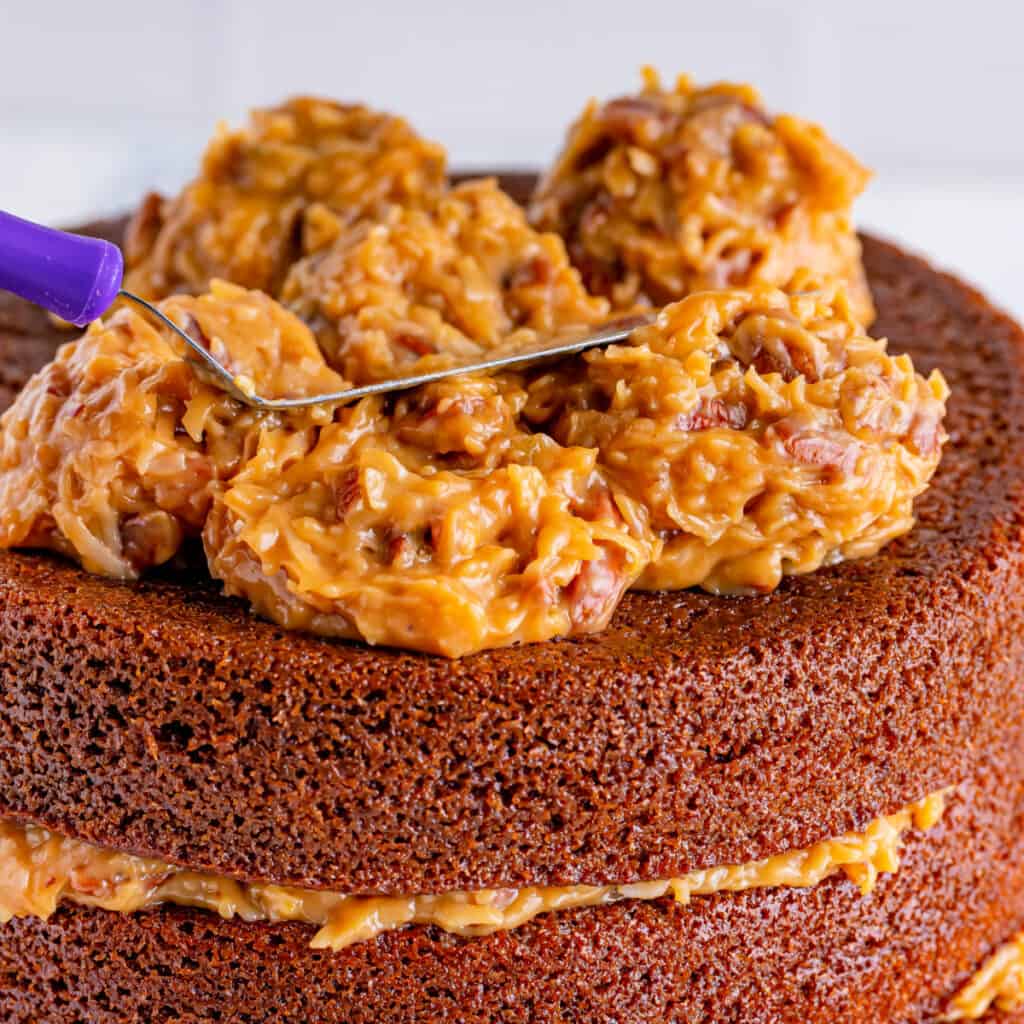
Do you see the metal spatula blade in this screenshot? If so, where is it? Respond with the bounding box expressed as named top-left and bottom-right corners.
top-left (122, 290), bottom-right (654, 409)
top-left (0, 209), bottom-right (654, 410)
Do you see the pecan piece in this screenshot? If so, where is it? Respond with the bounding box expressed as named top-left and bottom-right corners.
top-left (909, 407), bottom-right (944, 458)
top-left (121, 510), bottom-right (185, 573)
top-left (772, 416), bottom-right (861, 476)
top-left (507, 255), bottom-right (553, 289)
top-left (334, 467), bottom-right (361, 521)
top-left (567, 546), bottom-right (628, 630)
top-left (677, 397), bottom-right (749, 432)
top-left (600, 96), bottom-right (673, 138)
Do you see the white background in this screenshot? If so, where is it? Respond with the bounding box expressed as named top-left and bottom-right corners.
top-left (2, 0), bottom-right (1022, 318)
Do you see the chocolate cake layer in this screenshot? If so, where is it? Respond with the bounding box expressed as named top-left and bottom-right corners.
top-left (2, 723), bottom-right (1024, 1024)
top-left (0, 213), bottom-right (1022, 893)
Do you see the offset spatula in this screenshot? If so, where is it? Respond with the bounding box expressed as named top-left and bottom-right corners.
top-left (0, 209), bottom-right (654, 411)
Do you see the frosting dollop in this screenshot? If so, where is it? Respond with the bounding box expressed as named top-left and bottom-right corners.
top-left (530, 68), bottom-right (875, 325)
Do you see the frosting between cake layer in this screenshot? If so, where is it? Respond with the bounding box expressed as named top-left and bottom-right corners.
top-left (944, 929), bottom-right (1024, 1021)
top-left (0, 790), bottom-right (947, 951)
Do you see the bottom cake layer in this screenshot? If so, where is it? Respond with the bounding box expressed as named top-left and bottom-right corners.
top-left (3, 751), bottom-right (1024, 1024)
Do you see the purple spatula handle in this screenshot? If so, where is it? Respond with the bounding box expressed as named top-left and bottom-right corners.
top-left (0, 210), bottom-right (124, 326)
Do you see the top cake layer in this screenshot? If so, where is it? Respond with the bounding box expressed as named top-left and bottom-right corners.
top-left (0, 220), bottom-right (1021, 894)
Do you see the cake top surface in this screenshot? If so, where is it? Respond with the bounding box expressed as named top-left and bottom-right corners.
top-left (0, 78), bottom-right (947, 656)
